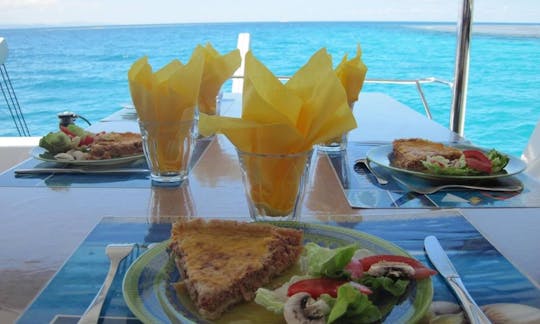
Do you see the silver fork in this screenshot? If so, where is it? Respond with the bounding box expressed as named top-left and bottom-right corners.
top-left (392, 175), bottom-right (523, 194)
top-left (78, 243), bottom-right (135, 324)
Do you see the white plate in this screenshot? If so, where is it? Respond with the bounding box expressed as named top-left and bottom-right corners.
top-left (31, 147), bottom-right (144, 167)
top-left (366, 144), bottom-right (526, 181)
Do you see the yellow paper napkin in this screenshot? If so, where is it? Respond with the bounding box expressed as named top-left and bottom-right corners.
top-left (199, 48), bottom-right (358, 216)
top-left (200, 48), bottom-right (357, 154)
top-left (128, 47), bottom-right (205, 173)
top-left (335, 44), bottom-right (368, 105)
top-left (199, 43), bottom-right (241, 115)
top-left (128, 47), bottom-right (205, 122)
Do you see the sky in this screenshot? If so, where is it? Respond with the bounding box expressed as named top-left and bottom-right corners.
top-left (0, 0), bottom-right (539, 27)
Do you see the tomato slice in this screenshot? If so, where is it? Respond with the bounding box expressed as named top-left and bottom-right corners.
top-left (60, 125), bottom-right (76, 137)
top-left (463, 150), bottom-right (492, 174)
top-left (359, 255), bottom-right (437, 279)
top-left (287, 278), bottom-right (371, 298)
top-left (79, 135), bottom-right (94, 146)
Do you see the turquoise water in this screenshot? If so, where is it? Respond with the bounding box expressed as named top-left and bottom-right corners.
top-left (1, 22), bottom-right (539, 156)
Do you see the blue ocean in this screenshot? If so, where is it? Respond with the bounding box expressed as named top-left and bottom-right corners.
top-left (1, 22), bottom-right (539, 156)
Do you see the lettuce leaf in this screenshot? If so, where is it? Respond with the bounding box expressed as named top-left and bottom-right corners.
top-left (359, 275), bottom-right (409, 297)
top-left (66, 124), bottom-right (87, 137)
top-left (487, 149), bottom-right (510, 173)
top-left (327, 283), bottom-right (382, 324)
top-left (254, 287), bottom-right (287, 314)
top-left (254, 275), bottom-right (312, 314)
top-left (305, 242), bottom-right (357, 278)
top-left (422, 162), bottom-right (477, 176)
top-left (39, 131), bottom-right (72, 154)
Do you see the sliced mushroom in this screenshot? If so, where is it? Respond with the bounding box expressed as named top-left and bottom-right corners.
top-left (54, 152), bottom-right (75, 161)
top-left (283, 292), bottom-right (328, 324)
top-left (366, 261), bottom-right (415, 279)
top-left (71, 150), bottom-right (86, 160)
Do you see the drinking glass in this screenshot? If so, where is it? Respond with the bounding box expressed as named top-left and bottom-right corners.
top-left (317, 133), bottom-right (348, 152)
top-left (317, 101), bottom-right (356, 152)
top-left (236, 149), bottom-right (313, 221)
top-left (138, 119), bottom-right (197, 185)
top-left (198, 91), bottom-right (223, 140)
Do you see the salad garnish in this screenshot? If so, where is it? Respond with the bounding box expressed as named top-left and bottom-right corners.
top-left (254, 243), bottom-right (437, 323)
top-left (422, 148), bottom-right (509, 176)
top-left (39, 124), bottom-right (96, 157)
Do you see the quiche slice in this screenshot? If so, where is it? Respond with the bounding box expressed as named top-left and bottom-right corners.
top-left (87, 132), bottom-right (143, 160)
top-left (169, 219), bottom-right (304, 320)
top-left (391, 138), bottom-right (463, 171)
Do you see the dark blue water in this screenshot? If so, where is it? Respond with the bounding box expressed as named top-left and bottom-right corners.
top-left (1, 22), bottom-right (539, 156)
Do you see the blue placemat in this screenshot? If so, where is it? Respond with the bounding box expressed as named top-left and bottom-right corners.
top-left (332, 142), bottom-right (540, 208)
top-left (1, 139), bottom-right (212, 189)
top-left (17, 213), bottom-right (540, 323)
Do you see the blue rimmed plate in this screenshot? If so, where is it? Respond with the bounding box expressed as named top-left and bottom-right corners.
top-left (122, 221), bottom-right (433, 323)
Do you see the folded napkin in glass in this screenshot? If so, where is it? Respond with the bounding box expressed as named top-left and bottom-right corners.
top-left (199, 48), bottom-right (359, 218)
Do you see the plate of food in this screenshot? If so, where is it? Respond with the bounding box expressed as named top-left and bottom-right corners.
top-left (33, 124), bottom-right (144, 166)
top-left (123, 219), bottom-right (435, 324)
top-left (366, 138), bottom-right (526, 181)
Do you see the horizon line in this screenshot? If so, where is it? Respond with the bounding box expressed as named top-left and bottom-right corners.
top-left (2, 20), bottom-right (540, 30)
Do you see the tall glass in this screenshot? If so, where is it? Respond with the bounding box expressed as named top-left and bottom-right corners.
top-left (236, 149), bottom-right (313, 221)
top-left (138, 119), bottom-right (197, 185)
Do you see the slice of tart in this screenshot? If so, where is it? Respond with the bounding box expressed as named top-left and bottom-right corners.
top-left (391, 138), bottom-right (463, 171)
top-left (87, 132), bottom-right (143, 160)
top-left (169, 219), bottom-right (304, 320)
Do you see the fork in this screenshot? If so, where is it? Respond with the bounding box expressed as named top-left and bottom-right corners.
top-left (78, 243), bottom-right (135, 324)
top-left (392, 175), bottom-right (523, 194)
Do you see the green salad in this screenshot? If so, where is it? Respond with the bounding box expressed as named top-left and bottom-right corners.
top-left (422, 149), bottom-right (510, 176)
top-left (39, 124), bottom-right (95, 154)
top-left (254, 243), bottom-right (436, 323)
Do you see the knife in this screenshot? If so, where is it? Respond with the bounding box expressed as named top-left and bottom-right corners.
top-left (424, 235), bottom-right (492, 324)
top-left (15, 168), bottom-right (150, 175)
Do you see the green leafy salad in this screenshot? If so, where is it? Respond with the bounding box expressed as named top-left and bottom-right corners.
top-left (422, 149), bottom-right (510, 176)
top-left (254, 243), bottom-right (437, 324)
top-left (39, 124), bottom-right (95, 155)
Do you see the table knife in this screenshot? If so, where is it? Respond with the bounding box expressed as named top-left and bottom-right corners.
top-left (424, 235), bottom-right (492, 324)
top-left (15, 168), bottom-right (150, 175)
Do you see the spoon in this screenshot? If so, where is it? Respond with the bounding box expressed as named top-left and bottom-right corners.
top-left (354, 158), bottom-right (388, 185)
